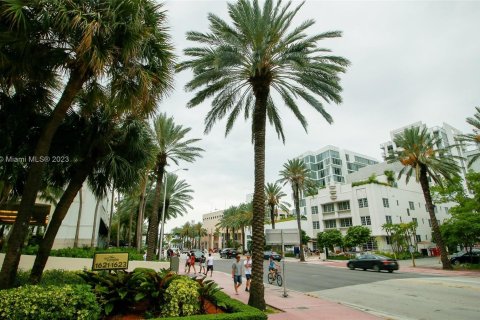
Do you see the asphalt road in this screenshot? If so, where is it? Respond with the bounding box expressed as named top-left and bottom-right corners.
top-left (212, 258), bottom-right (480, 320)
top-left (213, 258), bottom-right (432, 292)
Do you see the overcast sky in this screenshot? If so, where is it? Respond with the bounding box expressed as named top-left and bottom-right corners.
top-left (159, 0), bottom-right (480, 232)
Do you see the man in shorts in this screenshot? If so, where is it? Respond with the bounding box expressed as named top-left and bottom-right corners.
top-left (231, 255), bottom-right (244, 295)
top-left (206, 253), bottom-right (214, 276)
top-left (244, 253), bottom-right (252, 292)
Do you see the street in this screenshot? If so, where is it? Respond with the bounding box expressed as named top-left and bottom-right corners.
top-left (213, 258), bottom-right (480, 320)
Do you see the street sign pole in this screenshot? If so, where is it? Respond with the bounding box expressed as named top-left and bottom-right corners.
top-left (281, 230), bottom-right (287, 297)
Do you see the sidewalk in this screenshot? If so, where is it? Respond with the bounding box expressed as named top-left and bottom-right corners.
top-left (184, 269), bottom-right (379, 320)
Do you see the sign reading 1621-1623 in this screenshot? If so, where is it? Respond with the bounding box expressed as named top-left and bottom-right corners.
top-left (92, 252), bottom-right (129, 271)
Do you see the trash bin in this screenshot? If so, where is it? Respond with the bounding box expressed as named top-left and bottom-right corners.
top-left (170, 256), bottom-right (179, 273)
top-left (421, 249), bottom-right (428, 257)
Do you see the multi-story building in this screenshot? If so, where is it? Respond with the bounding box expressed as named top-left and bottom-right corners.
top-left (298, 145), bottom-right (379, 187)
top-left (303, 161), bottom-right (455, 252)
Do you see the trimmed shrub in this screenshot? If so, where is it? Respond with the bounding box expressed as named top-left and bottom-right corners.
top-left (159, 291), bottom-right (267, 320)
top-left (0, 284), bottom-right (100, 320)
top-left (15, 269), bottom-right (86, 287)
top-left (21, 246), bottom-right (145, 260)
top-left (161, 277), bottom-right (201, 317)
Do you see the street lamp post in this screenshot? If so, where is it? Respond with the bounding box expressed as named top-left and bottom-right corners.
top-left (158, 168), bottom-right (188, 260)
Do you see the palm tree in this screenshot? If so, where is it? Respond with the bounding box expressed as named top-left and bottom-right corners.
top-left (386, 126), bottom-right (461, 270)
top-left (73, 188), bottom-right (83, 248)
top-left (0, 0), bottom-right (174, 289)
top-left (237, 202), bottom-right (253, 252)
top-left (265, 183), bottom-right (290, 229)
top-left (456, 106), bottom-right (480, 166)
top-left (177, 0), bottom-right (349, 309)
top-left (146, 114), bottom-right (203, 260)
top-left (29, 111), bottom-right (155, 283)
top-left (384, 170), bottom-right (396, 187)
top-left (278, 159), bottom-right (316, 262)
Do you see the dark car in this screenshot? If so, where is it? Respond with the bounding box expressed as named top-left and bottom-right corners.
top-left (263, 251), bottom-right (282, 261)
top-left (220, 248), bottom-right (237, 259)
top-left (347, 254), bottom-right (399, 273)
top-left (450, 250), bottom-right (480, 265)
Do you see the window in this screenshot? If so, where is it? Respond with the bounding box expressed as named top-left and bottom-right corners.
top-left (397, 200), bottom-right (399, 206)
top-left (382, 198), bottom-right (389, 208)
top-left (340, 218), bottom-right (352, 227)
top-left (322, 203), bottom-right (335, 213)
top-left (428, 219), bottom-right (431, 227)
top-left (407, 208), bottom-right (410, 216)
top-left (386, 236), bottom-right (392, 245)
top-left (324, 220), bottom-right (337, 229)
top-left (312, 221), bottom-right (320, 229)
top-left (444, 207), bottom-right (449, 213)
top-left (360, 216), bottom-right (371, 225)
top-left (358, 198), bottom-right (368, 208)
top-left (412, 218), bottom-right (417, 225)
top-left (416, 235), bottom-right (421, 243)
top-left (385, 215), bottom-right (392, 224)
top-left (332, 158), bottom-right (342, 165)
top-left (311, 206), bottom-right (319, 214)
top-left (338, 201), bottom-right (350, 211)
top-left (409, 201), bottom-right (415, 210)
top-left (333, 167), bottom-right (342, 175)
top-left (362, 239), bottom-right (378, 251)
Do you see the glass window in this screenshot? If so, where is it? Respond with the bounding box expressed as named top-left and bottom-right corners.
top-left (358, 198), bottom-right (368, 208)
top-left (322, 203), bottom-right (335, 213)
top-left (412, 218), bottom-right (418, 225)
top-left (324, 220), bottom-right (337, 229)
top-left (312, 221), bottom-right (320, 229)
top-left (416, 235), bottom-right (421, 242)
top-left (407, 208), bottom-right (410, 216)
top-left (332, 158), bottom-right (342, 165)
top-left (385, 215), bottom-right (392, 224)
top-left (340, 218), bottom-right (352, 227)
top-left (409, 201), bottom-right (415, 210)
top-left (338, 201), bottom-right (350, 211)
top-left (333, 167), bottom-right (342, 175)
top-left (311, 206), bottom-right (319, 214)
top-left (382, 198), bottom-right (389, 208)
top-left (360, 216), bottom-right (371, 225)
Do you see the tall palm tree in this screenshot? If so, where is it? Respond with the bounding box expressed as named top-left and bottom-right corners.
top-left (0, 0), bottom-right (174, 288)
top-left (177, 0), bottom-right (348, 309)
top-left (73, 188), bottom-right (83, 248)
top-left (456, 106), bottom-right (480, 166)
top-left (237, 202), bottom-right (253, 252)
top-left (278, 159), bottom-right (316, 262)
top-left (265, 183), bottom-right (290, 229)
top-left (387, 126), bottom-right (461, 270)
top-left (146, 114), bottom-right (203, 260)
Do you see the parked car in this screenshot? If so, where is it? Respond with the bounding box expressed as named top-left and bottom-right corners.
top-left (220, 248), bottom-right (237, 259)
top-left (450, 250), bottom-right (480, 265)
top-left (263, 251), bottom-right (282, 261)
top-left (347, 254), bottom-right (399, 273)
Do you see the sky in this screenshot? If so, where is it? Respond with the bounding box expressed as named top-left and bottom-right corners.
top-left (159, 0), bottom-right (480, 232)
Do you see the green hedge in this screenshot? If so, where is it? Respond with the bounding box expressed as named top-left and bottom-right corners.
top-left (21, 245), bottom-right (145, 260)
top-left (0, 284), bottom-right (100, 320)
top-left (15, 269), bottom-right (86, 287)
top-left (158, 291), bottom-right (267, 320)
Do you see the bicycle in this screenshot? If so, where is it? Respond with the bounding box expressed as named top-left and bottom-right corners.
top-left (267, 267), bottom-right (283, 286)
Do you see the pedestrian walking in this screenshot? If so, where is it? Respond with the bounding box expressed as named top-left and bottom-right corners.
top-left (244, 253), bottom-right (252, 292)
top-left (188, 252), bottom-right (197, 274)
top-left (206, 253), bottom-right (214, 276)
top-left (231, 254), bottom-right (244, 295)
top-left (199, 255), bottom-right (207, 274)
top-left (184, 253), bottom-right (190, 273)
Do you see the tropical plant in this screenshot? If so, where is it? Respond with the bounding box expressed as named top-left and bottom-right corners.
top-left (146, 114), bottom-right (203, 260)
top-left (456, 106), bottom-right (480, 166)
top-left (386, 126), bottom-right (461, 269)
top-left (177, 0), bottom-right (349, 309)
top-left (384, 170), bottom-right (396, 187)
top-left (317, 229), bottom-right (343, 258)
top-left (278, 159), bottom-right (316, 262)
top-left (0, 0), bottom-right (174, 289)
top-left (265, 183), bottom-right (290, 229)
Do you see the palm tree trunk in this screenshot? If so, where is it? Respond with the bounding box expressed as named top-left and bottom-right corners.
top-left (419, 166), bottom-right (452, 270)
top-left (0, 69), bottom-right (86, 289)
top-left (90, 198), bottom-right (102, 248)
top-left (293, 185), bottom-right (305, 262)
top-left (146, 161), bottom-right (165, 260)
top-left (136, 177), bottom-right (148, 251)
top-left (128, 207), bottom-right (135, 247)
top-left (117, 216), bottom-right (120, 247)
top-left (270, 204), bottom-right (276, 229)
top-left (107, 187), bottom-right (115, 246)
top-left (248, 84), bottom-right (268, 310)
top-left (30, 159), bottom-right (93, 284)
top-left (73, 188), bottom-right (83, 248)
